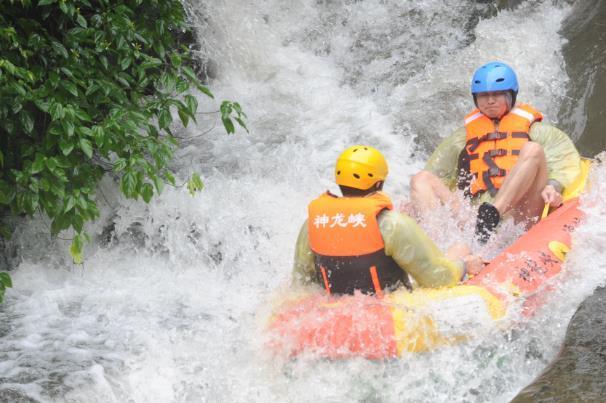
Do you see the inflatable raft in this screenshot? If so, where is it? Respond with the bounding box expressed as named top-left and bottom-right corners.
top-left (268, 160), bottom-right (591, 360)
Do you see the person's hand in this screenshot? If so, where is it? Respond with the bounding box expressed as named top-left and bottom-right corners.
top-left (463, 254), bottom-right (487, 276)
top-left (541, 184), bottom-right (563, 207)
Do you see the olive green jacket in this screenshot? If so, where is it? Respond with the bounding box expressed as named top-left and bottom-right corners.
top-left (292, 209), bottom-right (465, 289)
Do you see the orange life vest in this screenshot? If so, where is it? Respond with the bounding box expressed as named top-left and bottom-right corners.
top-left (307, 191), bottom-right (409, 296)
top-left (462, 104), bottom-right (543, 196)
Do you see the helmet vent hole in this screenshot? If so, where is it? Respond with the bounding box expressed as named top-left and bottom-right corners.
top-left (353, 148), bottom-right (358, 152)
top-left (337, 170), bottom-right (341, 175)
top-left (364, 147), bottom-right (368, 150)
top-left (353, 173), bottom-right (360, 179)
top-left (496, 78), bottom-right (505, 82)
top-left (474, 80), bottom-right (481, 84)
top-left (368, 173), bottom-right (373, 177)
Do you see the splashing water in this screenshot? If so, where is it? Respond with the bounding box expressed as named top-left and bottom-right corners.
top-left (2, 1), bottom-right (606, 402)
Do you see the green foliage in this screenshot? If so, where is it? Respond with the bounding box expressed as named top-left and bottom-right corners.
top-left (187, 172), bottom-right (204, 196)
top-left (0, 272), bottom-right (12, 303)
top-left (0, 0), bottom-right (248, 264)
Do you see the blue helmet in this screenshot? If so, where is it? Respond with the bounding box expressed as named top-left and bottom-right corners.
top-left (471, 61), bottom-right (519, 96)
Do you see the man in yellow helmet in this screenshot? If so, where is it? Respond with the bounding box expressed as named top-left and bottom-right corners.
top-left (292, 145), bottom-right (483, 295)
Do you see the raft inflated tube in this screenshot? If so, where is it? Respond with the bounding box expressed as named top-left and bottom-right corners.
top-left (268, 159), bottom-right (591, 360)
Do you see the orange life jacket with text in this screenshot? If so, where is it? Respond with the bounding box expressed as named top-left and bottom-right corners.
top-left (307, 191), bottom-right (409, 296)
top-left (461, 104), bottom-right (543, 197)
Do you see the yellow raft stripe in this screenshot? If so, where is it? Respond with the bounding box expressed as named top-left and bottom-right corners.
top-left (388, 285), bottom-right (506, 356)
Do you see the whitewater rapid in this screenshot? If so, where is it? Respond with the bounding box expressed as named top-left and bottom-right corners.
top-left (2, 1), bottom-right (606, 402)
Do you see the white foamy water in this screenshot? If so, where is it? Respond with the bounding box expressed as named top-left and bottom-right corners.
top-left (2, 1), bottom-right (606, 402)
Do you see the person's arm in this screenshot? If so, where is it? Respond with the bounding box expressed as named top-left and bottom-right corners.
top-left (424, 128), bottom-right (468, 190)
top-left (291, 220), bottom-right (317, 286)
top-left (529, 122), bottom-right (582, 191)
top-left (379, 210), bottom-right (465, 288)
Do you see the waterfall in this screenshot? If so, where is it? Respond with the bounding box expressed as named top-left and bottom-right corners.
top-left (2, 1), bottom-right (606, 402)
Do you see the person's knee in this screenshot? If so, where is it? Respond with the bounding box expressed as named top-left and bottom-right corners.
top-left (410, 170), bottom-right (436, 191)
top-left (519, 142), bottom-right (545, 162)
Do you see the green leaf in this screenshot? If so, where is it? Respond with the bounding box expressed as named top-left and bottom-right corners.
top-left (59, 138), bottom-right (75, 155)
top-left (60, 67), bottom-right (74, 78)
top-left (72, 215), bottom-right (84, 233)
top-left (50, 215), bottom-right (69, 236)
top-left (0, 272), bottom-right (11, 288)
top-left (152, 175), bottom-right (164, 194)
top-left (61, 119), bottom-right (75, 137)
top-left (187, 173), bottom-right (204, 195)
top-left (19, 110), bottom-right (35, 134)
top-left (62, 81), bottom-right (79, 97)
top-left (121, 171), bottom-right (137, 197)
top-left (0, 180), bottom-right (15, 205)
top-left (222, 117), bottom-right (235, 134)
top-left (178, 107), bottom-right (189, 127)
top-left (158, 108), bottom-right (172, 130)
top-left (74, 109), bottom-right (92, 122)
top-left (31, 154), bottom-right (46, 173)
top-left (235, 117), bottom-right (249, 133)
top-left (141, 57), bottom-right (163, 69)
top-left (113, 158), bottom-right (127, 172)
top-left (51, 41), bottom-right (69, 58)
top-left (181, 66), bottom-right (202, 86)
top-left (0, 226), bottom-right (12, 240)
top-left (170, 53), bottom-right (182, 67)
top-left (175, 79), bottom-right (188, 94)
top-left (198, 85), bottom-right (214, 99)
top-left (64, 195), bottom-right (76, 212)
top-left (184, 95), bottom-right (198, 116)
top-left (141, 183), bottom-right (153, 203)
top-left (38, 0), bottom-right (56, 5)
top-left (120, 57), bottom-right (132, 70)
top-left (49, 102), bottom-right (65, 120)
top-left (70, 236), bottom-right (83, 264)
top-left (164, 171), bottom-right (175, 186)
top-left (76, 14), bottom-right (87, 28)
top-left (92, 126), bottom-right (105, 147)
top-left (79, 138), bottom-right (93, 158)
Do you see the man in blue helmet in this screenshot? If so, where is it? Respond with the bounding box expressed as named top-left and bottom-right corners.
top-left (409, 61), bottom-right (581, 243)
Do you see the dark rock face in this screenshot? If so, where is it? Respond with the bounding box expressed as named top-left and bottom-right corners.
top-left (512, 287), bottom-right (606, 402)
top-left (558, 0), bottom-right (606, 157)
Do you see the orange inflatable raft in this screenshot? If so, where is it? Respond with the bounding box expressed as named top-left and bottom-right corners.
top-left (268, 160), bottom-right (591, 360)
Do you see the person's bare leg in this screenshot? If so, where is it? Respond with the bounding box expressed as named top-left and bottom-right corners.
top-left (491, 142), bottom-right (548, 221)
top-left (476, 142), bottom-right (548, 242)
top-left (410, 170), bottom-right (461, 215)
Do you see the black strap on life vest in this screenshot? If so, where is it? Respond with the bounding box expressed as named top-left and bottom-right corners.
top-left (466, 131), bottom-right (530, 197)
top-left (314, 249), bottom-right (411, 296)
top-left (482, 152), bottom-right (507, 197)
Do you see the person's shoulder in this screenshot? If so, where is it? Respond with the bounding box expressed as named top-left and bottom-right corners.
top-left (529, 121), bottom-right (568, 136)
top-left (378, 209), bottom-right (416, 228)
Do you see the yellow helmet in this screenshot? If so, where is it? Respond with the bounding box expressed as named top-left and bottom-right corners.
top-left (335, 145), bottom-right (388, 190)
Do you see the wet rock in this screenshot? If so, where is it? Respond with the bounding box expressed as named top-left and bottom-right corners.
top-left (512, 287), bottom-right (606, 402)
top-left (558, 0), bottom-right (606, 156)
top-left (125, 221), bottom-right (149, 249)
top-left (0, 388), bottom-right (38, 403)
top-left (98, 215), bottom-right (117, 247)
